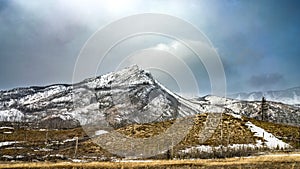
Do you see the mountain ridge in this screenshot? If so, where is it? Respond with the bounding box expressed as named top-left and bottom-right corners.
top-left (0, 65), bottom-right (203, 129)
top-left (228, 86), bottom-right (300, 105)
top-left (0, 65), bottom-right (299, 129)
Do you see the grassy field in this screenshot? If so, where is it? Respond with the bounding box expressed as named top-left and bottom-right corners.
top-left (0, 153), bottom-right (299, 169)
top-left (1, 114), bottom-right (299, 161)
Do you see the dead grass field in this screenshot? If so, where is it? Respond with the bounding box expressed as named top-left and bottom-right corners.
top-left (0, 153), bottom-right (299, 169)
top-left (1, 114), bottom-right (300, 161)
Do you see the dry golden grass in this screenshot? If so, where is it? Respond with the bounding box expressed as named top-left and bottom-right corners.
top-left (180, 114), bottom-right (258, 147)
top-left (1, 114), bottom-right (299, 162)
top-left (0, 153), bottom-right (299, 169)
top-left (117, 113), bottom-right (259, 148)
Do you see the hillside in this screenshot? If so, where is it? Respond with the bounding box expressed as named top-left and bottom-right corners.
top-left (0, 65), bottom-right (299, 130)
top-left (0, 113), bottom-right (298, 162)
top-left (194, 95), bottom-right (300, 126)
top-left (0, 65), bottom-right (299, 162)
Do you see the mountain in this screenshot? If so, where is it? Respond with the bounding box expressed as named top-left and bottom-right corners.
top-left (193, 95), bottom-right (300, 126)
top-left (0, 65), bottom-right (299, 129)
top-left (0, 65), bottom-right (204, 129)
top-left (0, 65), bottom-right (299, 161)
top-left (228, 87), bottom-right (300, 106)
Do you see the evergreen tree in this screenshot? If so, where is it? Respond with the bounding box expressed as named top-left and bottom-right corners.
top-left (261, 97), bottom-right (268, 121)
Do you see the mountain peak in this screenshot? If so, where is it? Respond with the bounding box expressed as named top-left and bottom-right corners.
top-left (122, 64), bottom-right (140, 72)
top-left (1, 65), bottom-right (299, 129)
top-left (79, 65), bottom-right (154, 89)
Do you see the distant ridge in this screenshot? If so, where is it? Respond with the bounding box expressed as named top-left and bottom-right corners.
top-left (228, 86), bottom-right (300, 105)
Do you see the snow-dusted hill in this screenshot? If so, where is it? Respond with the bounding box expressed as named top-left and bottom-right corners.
top-left (193, 95), bottom-right (300, 126)
top-left (229, 87), bottom-right (300, 106)
top-left (0, 65), bottom-right (299, 128)
top-left (0, 65), bottom-right (204, 128)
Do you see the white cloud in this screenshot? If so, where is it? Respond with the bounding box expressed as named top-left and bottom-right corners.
top-left (116, 41), bottom-right (204, 97)
top-left (137, 39), bottom-right (225, 97)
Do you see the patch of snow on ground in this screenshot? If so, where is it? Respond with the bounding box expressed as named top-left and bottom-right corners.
top-left (49, 154), bottom-right (64, 158)
top-left (63, 138), bottom-right (77, 143)
top-left (2, 155), bottom-right (13, 159)
top-left (95, 130), bottom-right (109, 136)
top-left (0, 127), bottom-right (14, 130)
top-left (3, 131), bottom-right (12, 134)
top-left (0, 141), bottom-right (21, 148)
top-left (34, 148), bottom-right (53, 152)
top-left (181, 145), bottom-right (214, 153)
top-left (72, 159), bottom-right (87, 163)
top-left (181, 144), bottom-right (259, 154)
top-left (245, 121), bottom-right (290, 149)
top-left (181, 127), bottom-right (290, 154)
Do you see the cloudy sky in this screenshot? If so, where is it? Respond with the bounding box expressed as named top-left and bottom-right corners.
top-left (0, 0), bottom-right (299, 96)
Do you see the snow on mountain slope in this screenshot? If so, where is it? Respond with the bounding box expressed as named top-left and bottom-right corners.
top-left (0, 109), bottom-right (24, 122)
top-left (0, 65), bottom-right (206, 128)
top-left (229, 87), bottom-right (300, 105)
top-left (0, 65), bottom-right (299, 128)
top-left (193, 95), bottom-right (300, 126)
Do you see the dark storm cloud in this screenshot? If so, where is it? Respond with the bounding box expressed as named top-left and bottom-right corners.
top-left (0, 0), bottom-right (95, 89)
top-left (248, 73), bottom-right (285, 88)
top-left (0, 0), bottom-right (299, 95)
top-left (197, 0), bottom-right (300, 93)
top-left (222, 32), bottom-right (265, 65)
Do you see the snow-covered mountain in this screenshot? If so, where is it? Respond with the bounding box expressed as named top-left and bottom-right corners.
top-left (228, 87), bottom-right (300, 106)
top-left (0, 65), bottom-right (299, 128)
top-left (193, 95), bottom-right (300, 126)
top-left (0, 65), bottom-right (204, 128)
